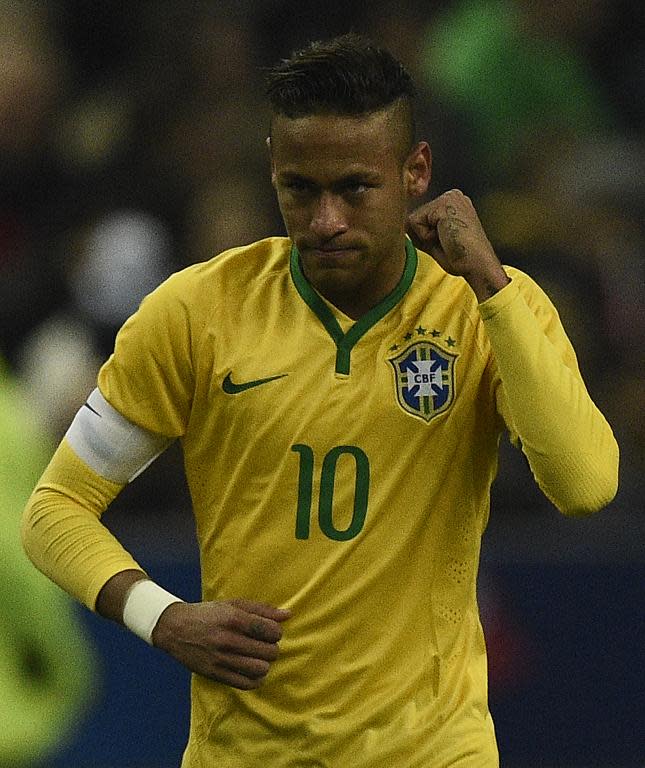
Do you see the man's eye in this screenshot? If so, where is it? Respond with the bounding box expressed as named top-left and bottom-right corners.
top-left (344, 183), bottom-right (370, 195)
top-left (284, 180), bottom-right (310, 193)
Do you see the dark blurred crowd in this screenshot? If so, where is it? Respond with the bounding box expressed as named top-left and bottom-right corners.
top-left (1, 0), bottom-right (643, 517)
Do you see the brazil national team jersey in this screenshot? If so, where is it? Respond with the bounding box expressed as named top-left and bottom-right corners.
top-left (95, 236), bottom-right (605, 767)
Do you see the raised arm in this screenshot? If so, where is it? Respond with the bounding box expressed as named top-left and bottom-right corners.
top-left (408, 191), bottom-right (619, 515)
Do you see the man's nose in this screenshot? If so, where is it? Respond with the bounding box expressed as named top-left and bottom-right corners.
top-left (310, 193), bottom-right (348, 239)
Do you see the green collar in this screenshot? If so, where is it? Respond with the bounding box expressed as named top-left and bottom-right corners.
top-left (290, 239), bottom-right (418, 374)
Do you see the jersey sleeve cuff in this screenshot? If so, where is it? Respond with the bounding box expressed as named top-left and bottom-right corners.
top-left (477, 276), bottom-right (520, 320)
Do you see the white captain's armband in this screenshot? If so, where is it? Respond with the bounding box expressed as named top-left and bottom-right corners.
top-left (65, 388), bottom-right (171, 484)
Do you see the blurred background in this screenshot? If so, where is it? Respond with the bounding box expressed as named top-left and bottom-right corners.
top-left (1, 0), bottom-right (643, 765)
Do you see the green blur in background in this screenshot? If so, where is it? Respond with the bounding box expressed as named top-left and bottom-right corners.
top-left (0, 358), bottom-right (96, 767)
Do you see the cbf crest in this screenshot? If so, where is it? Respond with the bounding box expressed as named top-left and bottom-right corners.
top-left (389, 342), bottom-right (457, 422)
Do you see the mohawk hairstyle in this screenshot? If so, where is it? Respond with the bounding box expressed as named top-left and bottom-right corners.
top-left (265, 33), bottom-right (417, 148)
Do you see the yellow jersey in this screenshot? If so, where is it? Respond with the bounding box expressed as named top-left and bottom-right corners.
top-left (25, 236), bottom-right (619, 767)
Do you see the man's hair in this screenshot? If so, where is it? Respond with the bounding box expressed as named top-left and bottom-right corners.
top-left (265, 33), bottom-right (417, 150)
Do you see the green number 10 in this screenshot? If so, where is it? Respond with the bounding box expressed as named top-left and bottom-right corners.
top-left (291, 444), bottom-right (370, 541)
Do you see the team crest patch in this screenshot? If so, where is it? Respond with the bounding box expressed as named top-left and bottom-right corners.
top-left (389, 342), bottom-right (457, 422)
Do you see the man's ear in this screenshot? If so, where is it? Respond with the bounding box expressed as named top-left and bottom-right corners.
top-left (267, 136), bottom-right (277, 187)
top-left (405, 142), bottom-right (431, 198)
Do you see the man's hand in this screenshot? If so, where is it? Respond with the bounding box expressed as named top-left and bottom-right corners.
top-left (151, 598), bottom-right (291, 690)
top-left (407, 189), bottom-right (510, 302)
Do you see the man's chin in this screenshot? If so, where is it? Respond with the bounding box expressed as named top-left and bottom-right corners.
top-left (301, 258), bottom-right (361, 293)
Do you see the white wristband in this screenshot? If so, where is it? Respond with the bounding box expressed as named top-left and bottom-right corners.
top-left (122, 580), bottom-right (184, 645)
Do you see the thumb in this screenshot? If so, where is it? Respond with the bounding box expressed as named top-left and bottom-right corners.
top-left (407, 212), bottom-right (435, 247)
top-left (407, 217), bottom-right (441, 254)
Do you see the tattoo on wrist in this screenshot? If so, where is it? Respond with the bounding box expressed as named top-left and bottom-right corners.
top-left (480, 274), bottom-right (510, 299)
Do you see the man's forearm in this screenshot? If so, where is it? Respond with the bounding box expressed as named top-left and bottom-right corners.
top-left (21, 439), bottom-right (146, 610)
top-left (96, 569), bottom-right (149, 624)
top-left (480, 278), bottom-right (619, 515)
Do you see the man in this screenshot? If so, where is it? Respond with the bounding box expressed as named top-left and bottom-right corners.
top-left (22, 34), bottom-right (618, 767)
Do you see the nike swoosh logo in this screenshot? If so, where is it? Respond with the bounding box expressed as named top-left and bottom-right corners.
top-left (222, 371), bottom-right (288, 394)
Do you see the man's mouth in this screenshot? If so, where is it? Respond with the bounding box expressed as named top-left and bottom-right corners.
top-left (306, 242), bottom-right (359, 255)
top-left (306, 247), bottom-right (361, 267)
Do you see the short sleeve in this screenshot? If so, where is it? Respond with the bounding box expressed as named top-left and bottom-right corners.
top-left (98, 273), bottom-right (196, 438)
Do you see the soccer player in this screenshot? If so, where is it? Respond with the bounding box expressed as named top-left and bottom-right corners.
top-left (22, 34), bottom-right (618, 767)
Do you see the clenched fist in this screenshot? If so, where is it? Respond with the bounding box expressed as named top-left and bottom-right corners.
top-left (408, 190), bottom-right (510, 302)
